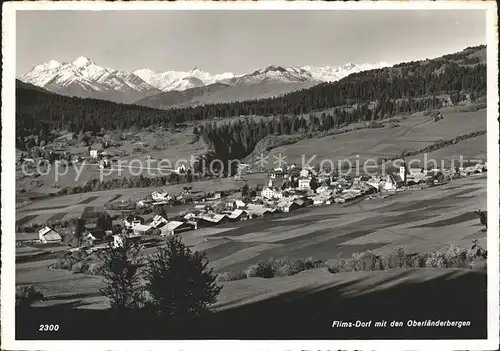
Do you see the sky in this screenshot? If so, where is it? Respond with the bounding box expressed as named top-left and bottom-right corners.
top-left (16, 9), bottom-right (486, 76)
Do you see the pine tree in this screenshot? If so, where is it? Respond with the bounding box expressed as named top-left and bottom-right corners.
top-left (99, 240), bottom-right (144, 311)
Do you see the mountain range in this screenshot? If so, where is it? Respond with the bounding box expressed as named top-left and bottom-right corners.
top-left (19, 57), bottom-right (390, 106)
top-left (16, 45), bottom-right (486, 142)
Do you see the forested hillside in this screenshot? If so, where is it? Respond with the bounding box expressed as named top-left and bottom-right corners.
top-left (16, 45), bottom-right (486, 148)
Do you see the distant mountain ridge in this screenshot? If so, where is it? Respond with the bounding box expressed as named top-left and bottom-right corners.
top-left (133, 66), bottom-right (236, 92)
top-left (20, 58), bottom-right (389, 105)
top-left (135, 63), bottom-right (393, 109)
top-left (20, 57), bottom-right (162, 103)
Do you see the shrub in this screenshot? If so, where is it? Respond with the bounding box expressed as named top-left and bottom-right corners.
top-left (425, 245), bottom-right (468, 268)
top-left (16, 285), bottom-right (44, 308)
top-left (275, 263), bottom-right (295, 277)
top-left (86, 262), bottom-right (104, 276)
top-left (382, 247), bottom-right (411, 269)
top-left (468, 260), bottom-right (487, 271)
top-left (244, 262), bottom-right (274, 279)
top-left (228, 257), bottom-right (328, 280)
top-left (351, 251), bottom-right (383, 271)
top-left (216, 270), bottom-right (247, 283)
top-left (52, 250), bottom-right (89, 271)
top-left (327, 243), bottom-right (486, 275)
top-left (71, 261), bottom-right (87, 273)
top-left (327, 259), bottom-right (350, 274)
top-left (407, 253), bottom-right (428, 268)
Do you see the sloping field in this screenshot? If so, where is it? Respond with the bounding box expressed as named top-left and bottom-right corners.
top-left (16, 259), bottom-right (105, 308)
top-left (209, 267), bottom-right (486, 339)
top-left (15, 173), bottom-right (267, 226)
top-left (16, 266), bottom-right (486, 339)
top-left (192, 175), bottom-right (486, 272)
top-left (266, 109), bottom-right (486, 166)
top-left (15, 128), bottom-right (209, 195)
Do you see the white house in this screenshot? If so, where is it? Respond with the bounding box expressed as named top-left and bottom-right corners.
top-left (383, 175), bottom-right (396, 191)
top-left (89, 149), bottom-right (99, 159)
top-left (38, 226), bottom-right (62, 244)
top-left (298, 178), bottom-right (311, 190)
top-left (85, 230), bottom-right (112, 245)
top-left (136, 199), bottom-right (149, 208)
top-left (113, 234), bottom-right (125, 248)
top-left (261, 187), bottom-right (283, 200)
top-left (99, 158), bottom-right (111, 170)
top-left (132, 224), bottom-right (153, 236)
top-left (174, 164), bottom-right (188, 174)
top-left (299, 169), bottom-right (310, 179)
top-left (261, 187), bottom-right (274, 199)
top-left (123, 216), bottom-right (145, 228)
top-left (152, 190), bottom-right (171, 202)
top-left (113, 233), bottom-right (141, 248)
top-left (409, 168), bottom-right (425, 177)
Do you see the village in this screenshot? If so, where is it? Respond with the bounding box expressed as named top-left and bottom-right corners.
top-left (34, 159), bottom-right (488, 255)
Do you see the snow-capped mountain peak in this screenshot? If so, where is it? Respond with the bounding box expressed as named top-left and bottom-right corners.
top-left (260, 65), bottom-right (287, 73)
top-left (134, 66), bottom-right (236, 92)
top-left (189, 66), bottom-right (200, 74)
top-left (21, 57), bottom-right (392, 104)
top-left (20, 57), bottom-right (160, 103)
top-left (33, 60), bottom-right (61, 71)
top-left (72, 56), bottom-right (95, 67)
top-left (299, 61), bottom-right (390, 82)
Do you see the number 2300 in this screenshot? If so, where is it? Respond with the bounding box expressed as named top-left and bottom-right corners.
top-left (39, 324), bottom-right (59, 332)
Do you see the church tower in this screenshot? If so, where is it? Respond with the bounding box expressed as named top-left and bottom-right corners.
top-left (399, 159), bottom-right (407, 184)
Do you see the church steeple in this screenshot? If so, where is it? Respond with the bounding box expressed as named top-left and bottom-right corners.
top-left (399, 159), bottom-right (408, 184)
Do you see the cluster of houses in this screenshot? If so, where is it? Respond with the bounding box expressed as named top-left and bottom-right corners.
top-left (36, 159), bottom-right (487, 251)
top-left (259, 160), bottom-right (487, 204)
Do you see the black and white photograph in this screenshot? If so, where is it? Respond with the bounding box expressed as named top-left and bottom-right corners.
top-left (1, 2), bottom-right (499, 349)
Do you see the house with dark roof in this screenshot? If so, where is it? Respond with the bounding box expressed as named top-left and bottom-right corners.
top-left (123, 215), bottom-right (145, 228)
top-left (38, 226), bottom-right (62, 244)
top-left (227, 209), bottom-right (249, 222)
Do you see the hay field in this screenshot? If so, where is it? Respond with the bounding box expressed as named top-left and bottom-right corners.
top-left (15, 172), bottom-right (267, 226)
top-left (266, 109), bottom-right (486, 165)
top-left (187, 175), bottom-right (487, 272)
